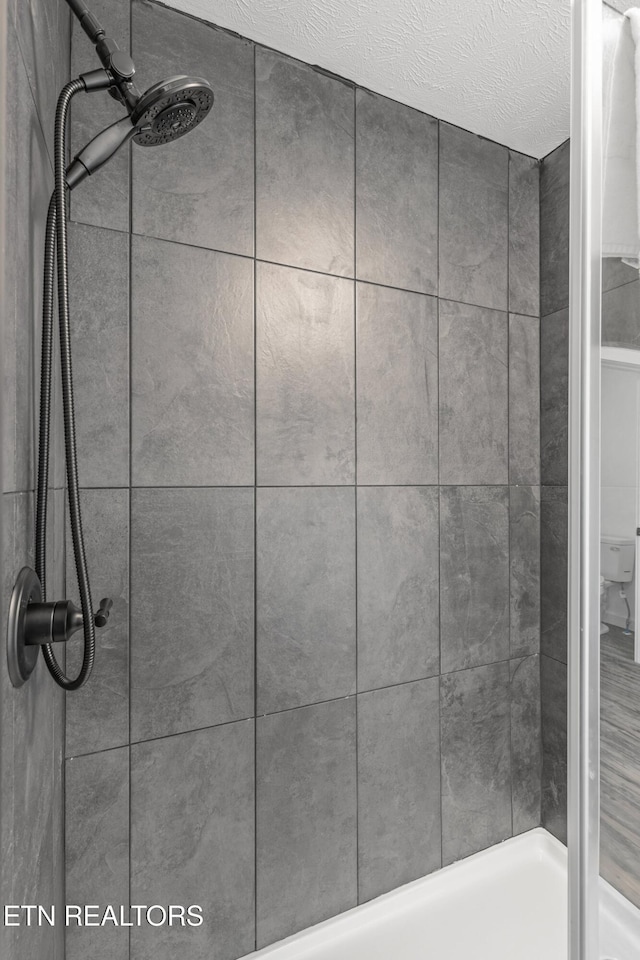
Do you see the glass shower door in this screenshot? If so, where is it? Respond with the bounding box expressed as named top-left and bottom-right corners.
top-left (573, 1), bottom-right (640, 957)
top-left (598, 3), bottom-right (640, 957)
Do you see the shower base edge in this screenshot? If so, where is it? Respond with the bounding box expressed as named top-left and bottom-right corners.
top-left (239, 828), bottom-right (640, 960)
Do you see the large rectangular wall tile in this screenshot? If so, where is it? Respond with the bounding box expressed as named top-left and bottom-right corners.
top-left (440, 486), bottom-right (509, 673)
top-left (256, 699), bottom-right (357, 948)
top-left (602, 279), bottom-right (640, 348)
top-left (69, 223), bottom-right (129, 487)
top-left (540, 140), bottom-right (570, 316)
top-left (66, 489), bottom-right (129, 758)
top-left (509, 314), bottom-right (540, 485)
top-left (540, 486), bottom-right (568, 664)
top-left (510, 485), bottom-right (540, 659)
top-left (132, 1), bottom-right (254, 256)
top-left (511, 655), bottom-right (542, 834)
top-left (439, 300), bottom-right (508, 485)
top-left (356, 284), bottom-right (438, 485)
top-left (358, 487), bottom-right (439, 690)
top-left (2, 491), bottom-right (64, 960)
top-left (257, 487), bottom-right (356, 713)
top-left (131, 488), bottom-right (254, 741)
top-left (355, 90), bottom-right (437, 293)
top-left (12, 0), bottom-right (69, 167)
top-left (65, 748), bottom-right (129, 960)
top-left (439, 123), bottom-right (508, 311)
top-left (257, 262), bottom-right (354, 484)
top-left (541, 655), bottom-right (567, 843)
top-left (132, 236), bottom-right (254, 486)
top-left (508, 151), bottom-right (540, 317)
top-left (256, 47), bottom-right (354, 276)
top-left (3, 32), bottom-right (51, 493)
top-left (540, 309), bottom-right (569, 485)
top-left (441, 662), bottom-right (512, 864)
top-left (2, 497), bottom-right (34, 602)
top-left (357, 679), bottom-right (441, 902)
top-left (131, 721), bottom-right (255, 960)
top-left (70, 0), bottom-right (130, 232)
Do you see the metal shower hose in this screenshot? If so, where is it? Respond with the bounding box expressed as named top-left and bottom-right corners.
top-left (36, 79), bottom-right (96, 689)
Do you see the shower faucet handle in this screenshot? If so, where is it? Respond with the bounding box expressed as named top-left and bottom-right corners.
top-left (21, 596), bottom-right (114, 646)
top-left (94, 597), bottom-right (113, 628)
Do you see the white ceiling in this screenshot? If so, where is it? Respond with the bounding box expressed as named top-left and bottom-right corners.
top-left (165, 0), bottom-right (575, 158)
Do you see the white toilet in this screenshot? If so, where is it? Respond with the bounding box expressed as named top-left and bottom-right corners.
top-left (600, 534), bottom-right (635, 635)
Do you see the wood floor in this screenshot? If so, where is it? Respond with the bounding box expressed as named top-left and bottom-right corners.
top-left (601, 625), bottom-right (640, 908)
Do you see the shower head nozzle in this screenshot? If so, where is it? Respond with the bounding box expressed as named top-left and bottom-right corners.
top-left (131, 75), bottom-right (213, 146)
top-left (65, 74), bottom-right (214, 191)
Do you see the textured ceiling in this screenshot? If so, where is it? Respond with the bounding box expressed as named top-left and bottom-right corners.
top-left (164, 0), bottom-right (573, 158)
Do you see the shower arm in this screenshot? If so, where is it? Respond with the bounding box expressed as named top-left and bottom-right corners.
top-left (64, 0), bottom-right (141, 112)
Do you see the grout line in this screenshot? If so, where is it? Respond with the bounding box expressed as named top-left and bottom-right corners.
top-left (67, 216), bottom-right (130, 236)
top-left (127, 4), bottom-right (133, 955)
top-left (436, 120), bottom-right (444, 871)
top-left (353, 84), bottom-right (359, 907)
top-left (507, 158), bottom-right (512, 491)
top-left (436, 123), bottom-right (441, 492)
top-left (540, 651), bottom-right (569, 668)
top-left (124, 228), bottom-right (538, 317)
top-left (63, 654), bottom-right (536, 763)
top-left (11, 15), bottom-right (57, 178)
top-left (65, 741), bottom-right (131, 762)
top-left (252, 39), bottom-right (259, 952)
top-left (538, 136), bottom-right (570, 167)
top-left (507, 152), bottom-right (514, 840)
top-left (89, 482), bottom-right (529, 491)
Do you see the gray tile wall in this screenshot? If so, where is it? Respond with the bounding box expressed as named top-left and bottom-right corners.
top-left (540, 140), bottom-right (570, 845)
top-left (63, 2), bottom-right (542, 957)
top-left (539, 139), bottom-right (640, 890)
top-left (1, 3), bottom-right (69, 959)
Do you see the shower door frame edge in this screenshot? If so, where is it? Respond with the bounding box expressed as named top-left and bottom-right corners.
top-left (568, 0), bottom-right (602, 958)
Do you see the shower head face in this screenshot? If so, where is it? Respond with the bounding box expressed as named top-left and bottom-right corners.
top-left (131, 75), bottom-right (213, 146)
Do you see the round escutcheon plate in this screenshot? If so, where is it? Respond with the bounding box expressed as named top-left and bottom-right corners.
top-left (7, 567), bottom-right (42, 687)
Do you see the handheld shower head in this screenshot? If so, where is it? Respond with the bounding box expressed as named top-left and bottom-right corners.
top-left (131, 75), bottom-right (214, 146)
top-left (65, 74), bottom-right (214, 189)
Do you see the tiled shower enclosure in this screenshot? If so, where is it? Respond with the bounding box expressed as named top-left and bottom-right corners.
top-left (64, 2), bottom-right (542, 957)
top-left (1, 0), bottom-right (562, 959)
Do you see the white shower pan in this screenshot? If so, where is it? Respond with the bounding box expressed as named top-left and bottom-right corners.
top-left (240, 829), bottom-right (640, 960)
